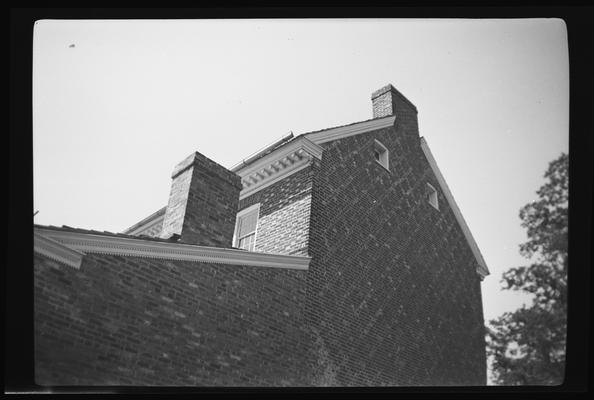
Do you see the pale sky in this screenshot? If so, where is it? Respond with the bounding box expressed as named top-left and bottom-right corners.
top-left (33, 18), bottom-right (569, 328)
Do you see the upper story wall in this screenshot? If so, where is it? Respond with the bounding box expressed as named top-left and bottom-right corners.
top-left (238, 165), bottom-right (314, 257)
top-left (305, 116), bottom-right (487, 385)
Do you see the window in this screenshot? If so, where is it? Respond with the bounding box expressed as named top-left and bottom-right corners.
top-left (233, 204), bottom-right (260, 251)
top-left (427, 183), bottom-right (439, 210)
top-left (373, 139), bottom-right (389, 171)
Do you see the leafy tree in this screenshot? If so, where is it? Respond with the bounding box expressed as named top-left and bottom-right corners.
top-left (486, 153), bottom-right (568, 385)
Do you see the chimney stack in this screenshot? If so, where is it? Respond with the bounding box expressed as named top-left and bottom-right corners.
top-left (371, 84), bottom-right (418, 119)
top-left (160, 151), bottom-right (242, 247)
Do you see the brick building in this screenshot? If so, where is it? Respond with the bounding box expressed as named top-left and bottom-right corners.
top-left (34, 84), bottom-right (490, 386)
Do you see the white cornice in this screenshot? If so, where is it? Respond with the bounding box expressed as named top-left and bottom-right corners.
top-left (419, 137), bottom-right (490, 279)
top-left (234, 136), bottom-right (323, 175)
top-left (239, 161), bottom-right (312, 200)
top-left (230, 118), bottom-right (396, 200)
top-left (34, 228), bottom-right (311, 270)
top-left (234, 137), bottom-right (323, 200)
top-left (34, 232), bottom-right (85, 269)
top-left (304, 116), bottom-right (396, 145)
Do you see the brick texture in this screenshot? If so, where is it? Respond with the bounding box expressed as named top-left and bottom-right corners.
top-left (305, 109), bottom-right (487, 385)
top-left (34, 252), bottom-right (313, 386)
top-left (238, 166), bottom-right (314, 256)
top-left (34, 87), bottom-right (487, 386)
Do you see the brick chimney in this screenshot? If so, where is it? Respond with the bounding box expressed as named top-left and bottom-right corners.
top-left (371, 84), bottom-right (418, 119)
top-left (160, 151), bottom-right (242, 247)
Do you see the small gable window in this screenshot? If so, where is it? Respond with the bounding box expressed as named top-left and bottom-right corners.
top-left (374, 139), bottom-right (389, 171)
top-left (427, 183), bottom-right (439, 210)
top-left (233, 204), bottom-right (260, 251)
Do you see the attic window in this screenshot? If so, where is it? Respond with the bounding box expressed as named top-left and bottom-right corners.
top-left (374, 140), bottom-right (389, 171)
top-left (427, 183), bottom-right (439, 210)
top-left (233, 204), bottom-right (260, 251)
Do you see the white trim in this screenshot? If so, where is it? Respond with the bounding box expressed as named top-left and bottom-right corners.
top-left (34, 232), bottom-right (85, 269)
top-left (304, 116), bottom-right (396, 145)
top-left (426, 182), bottom-right (439, 210)
top-left (374, 139), bottom-right (390, 171)
top-left (231, 117), bottom-right (396, 199)
top-left (233, 137), bottom-right (322, 200)
top-left (230, 133), bottom-right (294, 171)
top-left (232, 203), bottom-right (260, 250)
top-left (239, 161), bottom-right (311, 200)
top-left (124, 214), bottom-right (164, 236)
top-left (419, 137), bottom-right (490, 279)
top-left (232, 137), bottom-right (323, 174)
top-left (34, 227), bottom-right (310, 270)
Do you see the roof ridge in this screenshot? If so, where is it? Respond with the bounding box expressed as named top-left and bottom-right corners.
top-left (122, 207), bottom-right (167, 234)
top-left (295, 115), bottom-right (393, 138)
top-left (233, 115), bottom-right (395, 171)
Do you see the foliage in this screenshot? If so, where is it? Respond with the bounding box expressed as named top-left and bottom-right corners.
top-left (486, 153), bottom-right (568, 385)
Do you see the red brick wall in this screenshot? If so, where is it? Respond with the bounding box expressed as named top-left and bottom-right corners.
top-left (306, 122), bottom-right (487, 385)
top-left (34, 252), bottom-right (313, 386)
top-left (238, 166), bottom-right (314, 256)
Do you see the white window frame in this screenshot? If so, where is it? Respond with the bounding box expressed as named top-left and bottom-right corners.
top-left (427, 182), bottom-right (439, 210)
top-left (373, 139), bottom-right (390, 171)
top-left (232, 203), bottom-right (260, 251)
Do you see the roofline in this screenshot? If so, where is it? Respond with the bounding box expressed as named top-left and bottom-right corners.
top-left (304, 115), bottom-right (396, 145)
top-left (419, 137), bottom-right (490, 279)
top-left (34, 231), bottom-right (85, 269)
top-left (230, 132), bottom-right (294, 172)
top-left (231, 116), bottom-right (396, 173)
top-left (231, 136), bottom-right (323, 201)
top-left (234, 136), bottom-right (323, 176)
top-left (34, 227), bottom-right (311, 271)
top-left (122, 207), bottom-right (166, 235)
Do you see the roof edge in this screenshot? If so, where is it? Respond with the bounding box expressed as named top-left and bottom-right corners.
top-left (122, 207), bottom-right (166, 235)
top-left (419, 137), bottom-right (490, 279)
top-left (34, 231), bottom-right (85, 269)
top-left (231, 116), bottom-right (396, 173)
top-left (34, 227), bottom-right (311, 271)
top-left (304, 115), bottom-right (396, 145)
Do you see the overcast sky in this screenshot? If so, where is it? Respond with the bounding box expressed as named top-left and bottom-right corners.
top-left (33, 18), bottom-right (568, 329)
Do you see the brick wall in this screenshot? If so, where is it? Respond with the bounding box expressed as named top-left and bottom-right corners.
top-left (306, 119), bottom-right (487, 385)
top-left (34, 252), bottom-right (314, 386)
top-left (238, 166), bottom-right (314, 256)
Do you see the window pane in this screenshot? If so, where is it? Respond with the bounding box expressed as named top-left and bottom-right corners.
top-left (238, 210), bottom-right (258, 237)
top-left (238, 233), bottom-right (255, 251)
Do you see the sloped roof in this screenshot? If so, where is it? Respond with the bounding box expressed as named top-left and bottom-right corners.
top-left (420, 138), bottom-right (490, 279)
top-left (122, 207), bottom-right (166, 235)
top-left (230, 115), bottom-right (396, 172)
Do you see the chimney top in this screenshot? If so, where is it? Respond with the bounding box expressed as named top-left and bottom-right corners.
top-left (371, 84), bottom-right (417, 118)
top-left (160, 151), bottom-right (241, 247)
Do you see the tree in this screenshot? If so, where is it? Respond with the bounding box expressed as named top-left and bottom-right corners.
top-left (486, 153), bottom-right (568, 385)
